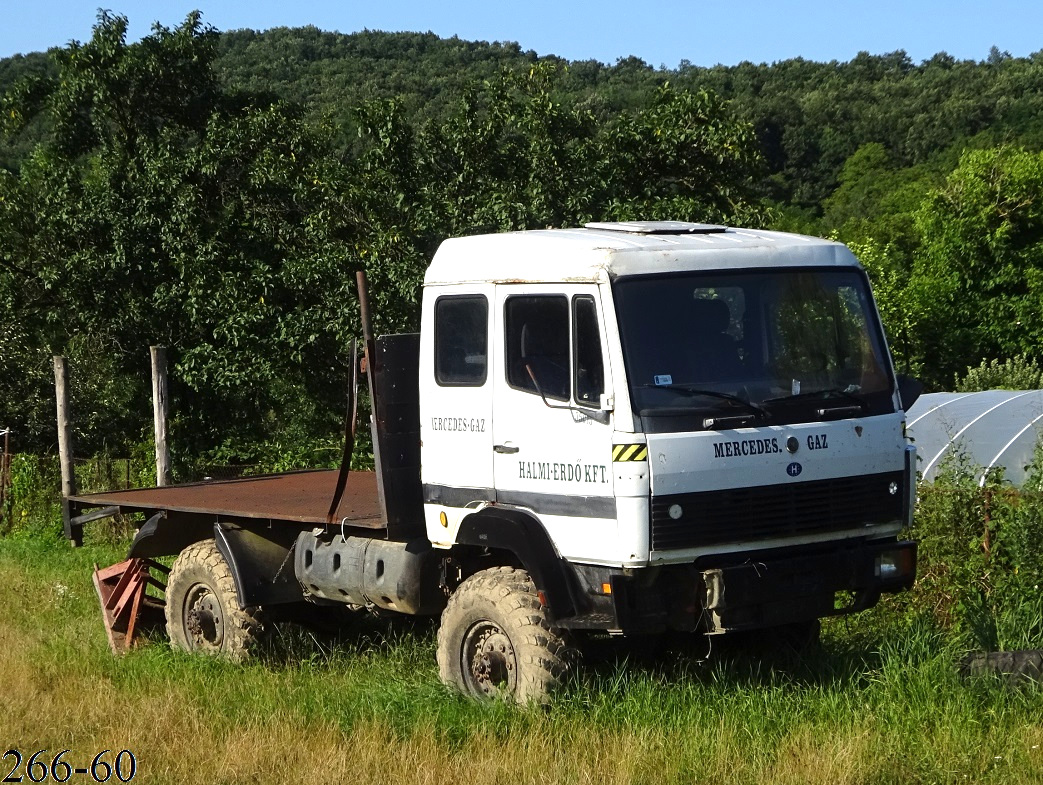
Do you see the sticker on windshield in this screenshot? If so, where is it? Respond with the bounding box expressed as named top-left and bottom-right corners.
top-left (654, 375), bottom-right (673, 386)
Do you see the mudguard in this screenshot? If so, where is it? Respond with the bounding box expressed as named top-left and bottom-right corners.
top-left (454, 507), bottom-right (583, 622)
top-left (126, 511), bottom-right (213, 559)
top-left (127, 513), bottom-right (304, 608)
top-left (213, 523), bottom-right (303, 608)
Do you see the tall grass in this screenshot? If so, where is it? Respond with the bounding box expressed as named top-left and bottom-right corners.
top-left (2, 537), bottom-right (1043, 784)
top-left (5, 442), bottom-right (1043, 782)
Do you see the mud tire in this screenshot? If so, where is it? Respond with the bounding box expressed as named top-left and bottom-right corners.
top-left (437, 566), bottom-right (573, 704)
top-left (961, 649), bottom-right (1043, 684)
top-left (165, 539), bottom-right (261, 662)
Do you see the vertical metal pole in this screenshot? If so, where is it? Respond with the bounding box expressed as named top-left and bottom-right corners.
top-left (355, 271), bottom-right (388, 524)
top-left (356, 271), bottom-right (378, 402)
top-left (53, 356), bottom-right (77, 498)
top-left (151, 346), bottom-right (170, 487)
top-left (326, 339), bottom-right (359, 525)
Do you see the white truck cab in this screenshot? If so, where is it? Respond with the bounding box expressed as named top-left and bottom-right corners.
top-left (419, 221), bottom-right (917, 638)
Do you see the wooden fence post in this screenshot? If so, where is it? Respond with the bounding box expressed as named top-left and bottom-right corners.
top-left (151, 346), bottom-right (170, 487)
top-left (53, 355), bottom-right (77, 498)
top-left (0, 428), bottom-right (11, 511)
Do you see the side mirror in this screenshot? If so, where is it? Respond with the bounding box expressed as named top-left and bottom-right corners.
top-left (525, 364), bottom-right (612, 424)
top-left (897, 375), bottom-right (923, 411)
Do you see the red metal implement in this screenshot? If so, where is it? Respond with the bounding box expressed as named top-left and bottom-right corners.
top-left (92, 558), bottom-right (169, 654)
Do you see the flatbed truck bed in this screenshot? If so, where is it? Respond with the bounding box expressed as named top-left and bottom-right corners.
top-left (64, 469), bottom-right (385, 545)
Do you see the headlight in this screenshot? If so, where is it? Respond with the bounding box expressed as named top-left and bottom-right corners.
top-left (876, 548), bottom-right (915, 580)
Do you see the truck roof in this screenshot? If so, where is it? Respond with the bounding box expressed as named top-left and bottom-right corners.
top-left (424, 222), bottom-right (861, 286)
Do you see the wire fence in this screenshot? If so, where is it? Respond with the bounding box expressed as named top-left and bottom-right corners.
top-left (0, 436), bottom-right (342, 536)
top-left (68, 455), bottom-right (266, 493)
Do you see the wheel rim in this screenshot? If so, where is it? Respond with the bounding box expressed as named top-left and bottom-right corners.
top-left (183, 583), bottom-right (224, 651)
top-left (461, 620), bottom-right (517, 698)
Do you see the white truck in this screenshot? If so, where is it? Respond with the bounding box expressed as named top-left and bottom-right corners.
top-left (66, 221), bottom-right (919, 703)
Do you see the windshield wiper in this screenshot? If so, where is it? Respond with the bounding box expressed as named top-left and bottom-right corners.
top-left (762, 386), bottom-right (868, 416)
top-left (638, 384), bottom-right (769, 427)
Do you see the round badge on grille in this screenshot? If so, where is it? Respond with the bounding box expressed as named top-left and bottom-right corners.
top-left (668, 504), bottom-right (683, 520)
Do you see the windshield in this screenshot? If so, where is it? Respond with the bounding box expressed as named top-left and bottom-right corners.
top-left (613, 268), bottom-right (895, 432)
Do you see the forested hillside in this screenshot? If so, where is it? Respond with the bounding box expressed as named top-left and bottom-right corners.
top-left (3, 12), bottom-right (1043, 464)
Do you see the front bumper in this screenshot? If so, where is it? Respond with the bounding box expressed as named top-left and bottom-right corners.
top-left (560, 538), bottom-right (917, 634)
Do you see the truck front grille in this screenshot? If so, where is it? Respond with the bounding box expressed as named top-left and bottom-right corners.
top-left (650, 471), bottom-right (904, 551)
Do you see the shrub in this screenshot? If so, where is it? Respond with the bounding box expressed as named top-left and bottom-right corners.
top-left (1, 454), bottom-right (62, 542)
top-left (910, 437), bottom-right (1043, 651)
top-left (954, 353), bottom-right (1043, 391)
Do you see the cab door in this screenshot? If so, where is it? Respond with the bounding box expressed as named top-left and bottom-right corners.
top-left (420, 286), bottom-right (496, 544)
top-left (491, 285), bottom-right (617, 563)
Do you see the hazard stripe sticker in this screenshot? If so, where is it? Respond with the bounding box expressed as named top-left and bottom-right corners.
top-left (612, 444), bottom-right (648, 462)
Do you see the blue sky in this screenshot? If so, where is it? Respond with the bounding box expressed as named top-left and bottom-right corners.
top-left (2, 1), bottom-right (1041, 67)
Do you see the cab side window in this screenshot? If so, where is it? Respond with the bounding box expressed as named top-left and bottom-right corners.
top-left (573, 295), bottom-right (604, 406)
top-left (435, 295), bottom-right (488, 386)
top-left (505, 295), bottom-right (570, 400)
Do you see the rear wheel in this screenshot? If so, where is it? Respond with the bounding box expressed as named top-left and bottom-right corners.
top-left (165, 539), bottom-right (261, 661)
top-left (436, 566), bottom-right (573, 704)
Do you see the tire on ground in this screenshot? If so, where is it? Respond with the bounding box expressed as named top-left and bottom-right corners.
top-left (961, 649), bottom-right (1043, 684)
top-left (436, 566), bottom-right (573, 704)
top-left (165, 538), bottom-right (262, 662)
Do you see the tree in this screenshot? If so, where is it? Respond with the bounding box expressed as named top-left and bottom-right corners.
top-left (1, 18), bottom-right (769, 460)
top-left (910, 145), bottom-right (1043, 387)
top-left (0, 12), bottom-right (362, 457)
top-left (823, 142), bottom-right (942, 260)
top-left (351, 66), bottom-right (767, 246)
top-left (594, 84), bottom-right (765, 225)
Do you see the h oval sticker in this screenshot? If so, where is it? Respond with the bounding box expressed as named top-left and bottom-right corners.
top-left (786, 462), bottom-right (803, 477)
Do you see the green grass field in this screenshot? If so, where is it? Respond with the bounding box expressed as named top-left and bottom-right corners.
top-left (2, 537), bottom-right (1043, 784)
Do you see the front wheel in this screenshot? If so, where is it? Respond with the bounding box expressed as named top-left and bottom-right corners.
top-left (436, 566), bottom-right (573, 704)
top-left (165, 539), bottom-right (262, 661)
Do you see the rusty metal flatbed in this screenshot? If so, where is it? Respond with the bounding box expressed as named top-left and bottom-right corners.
top-left (66, 469), bottom-right (383, 528)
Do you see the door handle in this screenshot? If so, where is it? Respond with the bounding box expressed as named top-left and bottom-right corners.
top-left (493, 443), bottom-right (519, 454)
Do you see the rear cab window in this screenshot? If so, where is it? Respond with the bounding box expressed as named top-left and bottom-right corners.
top-left (434, 295), bottom-right (488, 386)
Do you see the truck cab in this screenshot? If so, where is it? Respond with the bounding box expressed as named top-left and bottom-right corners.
top-left (419, 221), bottom-right (917, 638)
